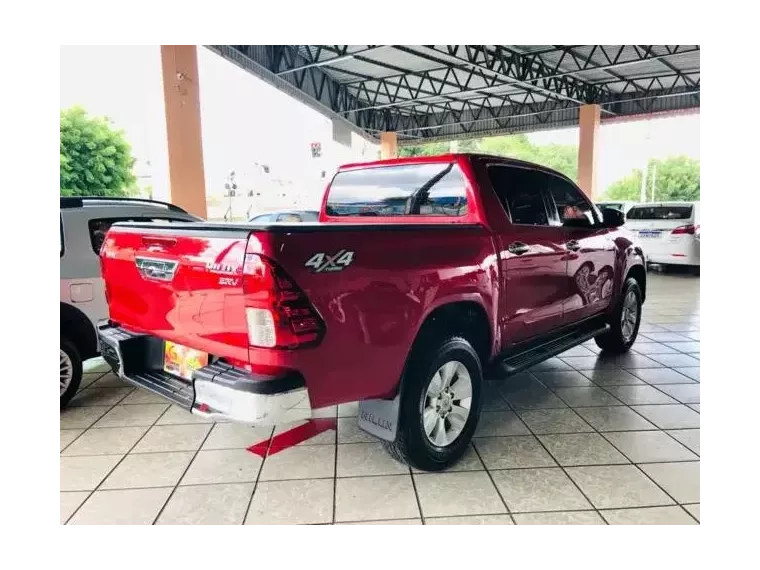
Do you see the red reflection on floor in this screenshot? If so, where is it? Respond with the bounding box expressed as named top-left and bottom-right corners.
top-left (247, 418), bottom-right (337, 458)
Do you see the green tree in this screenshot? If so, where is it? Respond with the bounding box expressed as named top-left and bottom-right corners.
top-left (604, 156), bottom-right (700, 202)
top-left (479, 134), bottom-right (578, 180)
top-left (60, 106), bottom-right (137, 196)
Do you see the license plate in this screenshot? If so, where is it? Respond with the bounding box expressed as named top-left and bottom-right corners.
top-left (164, 341), bottom-right (208, 381)
top-left (638, 230), bottom-right (662, 238)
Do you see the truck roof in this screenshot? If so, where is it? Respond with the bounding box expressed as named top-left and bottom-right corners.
top-left (337, 153), bottom-right (574, 181)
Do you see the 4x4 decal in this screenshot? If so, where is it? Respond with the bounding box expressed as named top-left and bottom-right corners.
top-left (305, 250), bottom-right (355, 273)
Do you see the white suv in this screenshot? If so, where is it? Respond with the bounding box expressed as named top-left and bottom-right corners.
top-left (60, 197), bottom-right (199, 407)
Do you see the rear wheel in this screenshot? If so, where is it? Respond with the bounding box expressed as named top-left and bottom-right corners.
top-left (61, 337), bottom-right (83, 409)
top-left (594, 277), bottom-right (642, 354)
top-left (383, 337), bottom-right (482, 471)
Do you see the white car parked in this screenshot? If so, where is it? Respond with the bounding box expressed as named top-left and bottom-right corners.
top-left (596, 201), bottom-right (638, 217)
top-left (624, 201), bottom-right (700, 273)
top-left (60, 197), bottom-right (200, 407)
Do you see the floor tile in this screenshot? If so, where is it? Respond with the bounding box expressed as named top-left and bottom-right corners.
top-left (628, 368), bottom-right (695, 385)
top-left (60, 406), bottom-right (110, 429)
top-left (581, 342), bottom-right (602, 354)
top-left (480, 382), bottom-right (511, 410)
top-left (632, 404), bottom-right (700, 429)
top-left (181, 449), bottom-right (264, 485)
top-left (600, 353), bottom-right (664, 369)
top-left (337, 401), bottom-right (359, 417)
top-left (601, 505), bottom-right (697, 525)
top-left (502, 384), bottom-right (567, 410)
top-left (311, 405), bottom-right (338, 419)
top-left (631, 342), bottom-right (680, 355)
top-left (68, 487), bottom-right (172, 525)
top-left (258, 444), bottom-right (335, 481)
top-left (566, 465), bottom-right (674, 509)
top-left (337, 443), bottom-right (409, 477)
top-left (604, 385), bottom-right (678, 405)
top-left (686, 331), bottom-right (701, 340)
top-left (513, 511), bottom-right (604, 525)
top-left (529, 358), bottom-right (573, 372)
top-left (640, 461), bottom-right (700, 504)
top-left (491, 467), bottom-right (592, 513)
top-left (70, 387), bottom-right (132, 407)
top-left (684, 503), bottom-right (700, 521)
top-left (159, 483), bottom-right (254, 525)
top-left (89, 372), bottom-right (131, 388)
top-left (666, 429), bottom-right (700, 455)
top-left (120, 388), bottom-right (172, 405)
top-left (426, 515), bottom-right (513, 525)
top-left (337, 418), bottom-right (376, 444)
top-left (202, 423), bottom-right (273, 450)
top-left (553, 387), bottom-right (622, 407)
top-left (474, 435), bottom-right (556, 469)
top-left (80, 372), bottom-right (104, 389)
top-left (664, 341), bottom-right (700, 353)
top-left (648, 353), bottom-right (701, 368)
top-left (560, 356), bottom-right (618, 370)
top-left (62, 426), bottom-right (148, 456)
top-left (412, 444), bottom-right (484, 473)
top-left (273, 421), bottom-right (336, 446)
top-left (414, 471), bottom-right (506, 518)
top-left (642, 332), bottom-right (693, 343)
top-left (539, 433), bottom-right (629, 466)
top-left (83, 358), bottom-right (109, 373)
top-left (558, 345), bottom-right (598, 358)
top-left (335, 475), bottom-right (419, 522)
top-left (474, 410), bottom-right (530, 436)
top-left (655, 383), bottom-right (700, 404)
top-left (60, 429), bottom-right (83, 452)
top-left (245, 479), bottom-right (333, 525)
top-left (578, 369), bottom-right (644, 386)
top-left (93, 404), bottom-right (169, 428)
top-left (533, 370), bottom-right (594, 389)
top-left (603, 431), bottom-right (698, 463)
top-left (574, 406), bottom-right (656, 432)
top-left (60, 454), bottom-right (123, 491)
top-left (675, 367), bottom-right (700, 381)
top-left (339, 518), bottom-right (422, 525)
top-left (132, 423), bottom-right (212, 453)
top-left (155, 405), bottom-right (214, 425)
top-left (517, 408), bottom-right (593, 435)
top-left (60, 491), bottom-right (89, 524)
top-left (688, 404), bottom-right (700, 413)
top-left (102, 451), bottom-right (194, 489)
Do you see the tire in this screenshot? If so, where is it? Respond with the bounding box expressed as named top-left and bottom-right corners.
top-left (61, 337), bottom-right (83, 409)
top-left (594, 277), bottom-right (643, 354)
top-left (383, 336), bottom-right (483, 471)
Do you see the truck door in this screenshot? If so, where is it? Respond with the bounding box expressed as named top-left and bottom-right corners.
top-left (485, 164), bottom-right (568, 346)
top-left (546, 176), bottom-right (617, 324)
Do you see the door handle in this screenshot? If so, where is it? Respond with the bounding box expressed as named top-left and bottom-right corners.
top-left (566, 240), bottom-right (581, 252)
top-left (508, 242), bottom-right (531, 255)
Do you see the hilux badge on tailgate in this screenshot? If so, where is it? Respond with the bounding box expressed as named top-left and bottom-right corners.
top-left (135, 257), bottom-right (178, 281)
top-left (305, 250), bottom-right (355, 273)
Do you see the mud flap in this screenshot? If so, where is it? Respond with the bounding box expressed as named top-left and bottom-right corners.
top-left (357, 395), bottom-right (400, 442)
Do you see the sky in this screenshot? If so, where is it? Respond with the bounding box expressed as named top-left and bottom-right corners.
top-left (60, 45), bottom-right (699, 202)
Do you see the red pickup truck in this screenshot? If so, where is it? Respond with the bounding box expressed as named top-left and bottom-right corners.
top-left (98, 154), bottom-right (645, 471)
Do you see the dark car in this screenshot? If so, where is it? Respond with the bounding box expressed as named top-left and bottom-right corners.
top-left (248, 210), bottom-right (318, 223)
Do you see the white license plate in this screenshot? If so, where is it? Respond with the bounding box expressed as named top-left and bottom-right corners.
top-left (638, 230), bottom-right (662, 238)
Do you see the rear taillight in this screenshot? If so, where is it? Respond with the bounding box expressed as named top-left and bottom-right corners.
top-left (671, 224), bottom-right (696, 235)
top-left (242, 253), bottom-right (324, 349)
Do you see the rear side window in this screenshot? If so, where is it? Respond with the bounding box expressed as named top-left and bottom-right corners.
top-left (88, 217), bottom-right (190, 254)
top-left (487, 165), bottom-right (551, 226)
top-left (627, 205), bottom-right (693, 220)
top-left (325, 163), bottom-right (468, 217)
top-left (548, 177), bottom-right (597, 224)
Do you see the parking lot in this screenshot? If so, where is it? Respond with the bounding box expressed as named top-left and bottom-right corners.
top-left (60, 270), bottom-right (699, 525)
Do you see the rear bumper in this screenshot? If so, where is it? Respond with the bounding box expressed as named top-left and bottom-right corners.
top-left (97, 322), bottom-right (311, 425)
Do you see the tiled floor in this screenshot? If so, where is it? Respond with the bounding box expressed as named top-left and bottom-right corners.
top-left (60, 270), bottom-right (699, 524)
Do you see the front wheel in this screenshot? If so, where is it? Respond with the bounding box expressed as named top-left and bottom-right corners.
top-left (61, 337), bottom-right (83, 409)
top-left (383, 336), bottom-right (482, 471)
top-left (594, 277), bottom-right (643, 354)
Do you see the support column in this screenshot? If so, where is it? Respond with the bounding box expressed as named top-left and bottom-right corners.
top-left (577, 104), bottom-right (601, 198)
top-left (161, 45), bottom-right (208, 219)
top-left (380, 131), bottom-right (398, 159)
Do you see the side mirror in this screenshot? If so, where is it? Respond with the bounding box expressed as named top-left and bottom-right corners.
top-left (601, 207), bottom-right (625, 228)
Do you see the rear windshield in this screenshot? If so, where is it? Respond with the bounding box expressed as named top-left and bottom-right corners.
top-left (627, 205), bottom-right (693, 220)
top-left (325, 163), bottom-right (468, 217)
top-left (598, 203), bottom-right (622, 211)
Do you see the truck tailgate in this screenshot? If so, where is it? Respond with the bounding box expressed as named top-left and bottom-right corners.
top-left (101, 223), bottom-right (253, 363)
